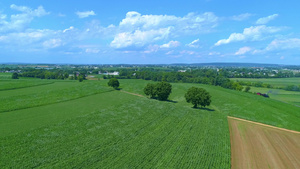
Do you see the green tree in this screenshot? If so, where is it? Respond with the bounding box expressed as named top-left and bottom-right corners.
top-left (12, 73), bottom-right (19, 79)
top-left (64, 72), bottom-right (69, 79)
top-left (244, 86), bottom-right (251, 92)
top-left (78, 76), bottom-right (84, 82)
top-left (155, 81), bottom-right (172, 101)
top-left (185, 87), bottom-right (211, 108)
top-left (144, 83), bottom-right (157, 98)
top-left (108, 78), bottom-right (119, 89)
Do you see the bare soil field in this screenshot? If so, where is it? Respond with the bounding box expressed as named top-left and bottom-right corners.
top-left (228, 116), bottom-right (300, 169)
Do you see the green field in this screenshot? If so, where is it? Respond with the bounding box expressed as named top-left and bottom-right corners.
top-left (248, 86), bottom-right (300, 106)
top-left (1, 77), bottom-right (300, 168)
top-left (231, 77), bottom-right (300, 88)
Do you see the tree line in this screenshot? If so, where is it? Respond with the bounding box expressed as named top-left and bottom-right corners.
top-left (106, 69), bottom-right (244, 91)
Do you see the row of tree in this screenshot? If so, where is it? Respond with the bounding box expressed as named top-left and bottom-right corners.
top-left (107, 79), bottom-right (212, 108)
top-left (106, 69), bottom-right (244, 92)
top-left (144, 82), bottom-right (211, 108)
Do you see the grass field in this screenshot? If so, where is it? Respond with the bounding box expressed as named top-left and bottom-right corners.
top-left (1, 77), bottom-right (299, 168)
top-left (231, 77), bottom-right (300, 88)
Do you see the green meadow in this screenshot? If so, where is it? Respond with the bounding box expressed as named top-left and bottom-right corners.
top-left (1, 75), bottom-right (299, 168)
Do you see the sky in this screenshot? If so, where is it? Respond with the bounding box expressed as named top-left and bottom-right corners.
top-left (0, 0), bottom-right (300, 64)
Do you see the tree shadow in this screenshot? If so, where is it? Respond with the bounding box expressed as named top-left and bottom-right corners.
top-left (166, 100), bottom-right (178, 103)
top-left (193, 107), bottom-right (215, 111)
top-left (148, 97), bottom-right (178, 103)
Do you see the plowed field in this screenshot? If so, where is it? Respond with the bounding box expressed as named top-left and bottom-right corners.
top-left (228, 116), bottom-right (300, 169)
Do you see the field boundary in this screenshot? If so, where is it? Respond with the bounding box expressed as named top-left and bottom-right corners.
top-left (0, 81), bottom-right (55, 91)
top-left (0, 89), bottom-right (114, 114)
top-left (228, 116), bottom-right (300, 134)
top-left (120, 90), bottom-right (145, 97)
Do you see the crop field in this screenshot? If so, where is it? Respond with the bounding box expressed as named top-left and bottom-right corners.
top-left (1, 77), bottom-right (300, 168)
top-left (0, 73), bottom-right (13, 79)
top-left (0, 81), bottom-right (113, 113)
top-left (248, 86), bottom-right (300, 106)
top-left (228, 117), bottom-right (300, 169)
top-left (0, 78), bottom-right (230, 168)
top-left (231, 77), bottom-right (300, 88)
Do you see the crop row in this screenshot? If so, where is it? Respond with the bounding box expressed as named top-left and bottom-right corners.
top-left (0, 96), bottom-right (230, 168)
top-left (0, 81), bottom-right (113, 113)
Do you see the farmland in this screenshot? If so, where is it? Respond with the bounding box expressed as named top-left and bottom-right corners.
top-left (0, 78), bottom-right (230, 168)
top-left (231, 77), bottom-right (300, 89)
top-left (1, 75), bottom-right (300, 168)
top-left (229, 117), bottom-right (300, 169)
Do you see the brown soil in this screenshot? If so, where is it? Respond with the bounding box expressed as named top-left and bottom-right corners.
top-left (228, 117), bottom-right (300, 169)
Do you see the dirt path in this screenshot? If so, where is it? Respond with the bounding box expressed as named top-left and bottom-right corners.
top-left (120, 90), bottom-right (145, 98)
top-left (229, 117), bottom-right (300, 169)
top-left (228, 116), bottom-right (300, 134)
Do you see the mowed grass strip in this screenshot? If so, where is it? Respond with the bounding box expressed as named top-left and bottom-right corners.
top-left (0, 91), bottom-right (230, 168)
top-left (0, 80), bottom-right (113, 113)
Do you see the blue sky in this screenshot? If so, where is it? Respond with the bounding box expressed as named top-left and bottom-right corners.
top-left (0, 0), bottom-right (300, 64)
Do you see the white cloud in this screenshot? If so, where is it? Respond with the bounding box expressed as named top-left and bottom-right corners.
top-left (256, 14), bottom-right (278, 25)
top-left (111, 11), bottom-right (218, 49)
top-left (215, 25), bottom-right (283, 46)
top-left (76, 11), bottom-right (96, 18)
top-left (43, 39), bottom-right (62, 48)
top-left (110, 28), bottom-right (170, 48)
top-left (280, 56), bottom-right (285, 60)
top-left (160, 40), bottom-right (180, 48)
top-left (180, 50), bottom-right (196, 55)
top-left (143, 45), bottom-right (159, 53)
top-left (63, 26), bottom-right (74, 33)
top-left (208, 52), bottom-right (220, 56)
top-left (231, 13), bottom-right (252, 21)
top-left (235, 46), bottom-right (251, 55)
top-left (119, 11), bottom-right (218, 32)
top-left (186, 39), bottom-right (201, 48)
top-left (265, 38), bottom-right (300, 51)
top-left (0, 4), bottom-right (48, 33)
top-left (85, 48), bottom-right (100, 54)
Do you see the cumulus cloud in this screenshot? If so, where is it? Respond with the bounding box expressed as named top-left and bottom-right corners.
top-left (160, 40), bottom-right (180, 48)
top-left (0, 4), bottom-right (49, 33)
top-left (235, 46), bottom-right (251, 55)
top-left (186, 39), bottom-right (201, 48)
top-left (76, 11), bottom-right (96, 18)
top-left (256, 14), bottom-right (278, 25)
top-left (110, 28), bottom-right (171, 48)
top-left (231, 13), bottom-right (252, 21)
top-left (111, 11), bottom-right (218, 49)
top-left (215, 25), bottom-right (283, 46)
